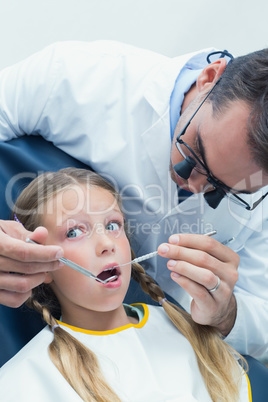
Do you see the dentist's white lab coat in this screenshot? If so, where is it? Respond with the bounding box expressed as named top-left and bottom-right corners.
top-left (0, 40), bottom-right (267, 357)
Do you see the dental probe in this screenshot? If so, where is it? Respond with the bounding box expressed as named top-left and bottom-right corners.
top-left (114, 230), bottom-right (217, 268)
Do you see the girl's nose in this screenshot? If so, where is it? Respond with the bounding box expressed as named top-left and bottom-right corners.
top-left (95, 232), bottom-right (116, 256)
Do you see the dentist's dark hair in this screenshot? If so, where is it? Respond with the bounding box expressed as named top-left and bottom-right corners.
top-left (209, 48), bottom-right (268, 173)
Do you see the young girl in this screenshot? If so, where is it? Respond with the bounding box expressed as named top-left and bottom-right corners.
top-left (0, 168), bottom-right (250, 401)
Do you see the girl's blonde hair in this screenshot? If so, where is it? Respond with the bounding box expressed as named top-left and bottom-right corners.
top-left (13, 168), bottom-right (246, 402)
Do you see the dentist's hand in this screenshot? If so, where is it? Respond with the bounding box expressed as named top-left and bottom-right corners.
top-left (158, 233), bottom-right (239, 336)
top-left (0, 220), bottom-right (63, 308)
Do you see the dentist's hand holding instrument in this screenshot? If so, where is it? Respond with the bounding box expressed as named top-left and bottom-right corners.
top-left (157, 230), bottom-right (238, 336)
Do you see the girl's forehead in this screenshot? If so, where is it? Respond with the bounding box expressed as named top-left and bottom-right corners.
top-left (46, 185), bottom-right (120, 218)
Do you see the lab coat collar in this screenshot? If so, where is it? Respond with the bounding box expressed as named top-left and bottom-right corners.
top-left (143, 48), bottom-right (216, 117)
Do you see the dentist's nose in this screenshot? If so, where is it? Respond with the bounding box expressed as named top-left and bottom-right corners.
top-left (187, 170), bottom-right (211, 193)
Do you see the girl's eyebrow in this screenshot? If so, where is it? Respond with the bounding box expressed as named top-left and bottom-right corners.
top-left (60, 207), bottom-right (123, 224)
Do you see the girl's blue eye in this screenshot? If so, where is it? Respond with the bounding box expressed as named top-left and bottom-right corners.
top-left (66, 227), bottom-right (83, 238)
top-left (106, 221), bottom-right (121, 231)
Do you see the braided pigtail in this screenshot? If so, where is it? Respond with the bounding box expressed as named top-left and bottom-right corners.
top-left (132, 261), bottom-right (246, 402)
top-left (27, 294), bottom-right (121, 402)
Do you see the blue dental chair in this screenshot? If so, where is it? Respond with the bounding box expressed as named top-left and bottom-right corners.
top-left (0, 136), bottom-right (267, 401)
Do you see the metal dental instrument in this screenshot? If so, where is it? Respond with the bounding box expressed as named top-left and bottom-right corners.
top-left (113, 230), bottom-right (217, 268)
top-left (25, 238), bottom-right (118, 284)
top-left (221, 237), bottom-right (235, 246)
top-left (27, 230), bottom-right (230, 283)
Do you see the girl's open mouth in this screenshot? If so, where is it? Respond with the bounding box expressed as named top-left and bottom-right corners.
top-left (96, 267), bottom-right (119, 282)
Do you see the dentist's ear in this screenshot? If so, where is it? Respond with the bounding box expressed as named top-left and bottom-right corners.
top-left (196, 59), bottom-right (227, 93)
